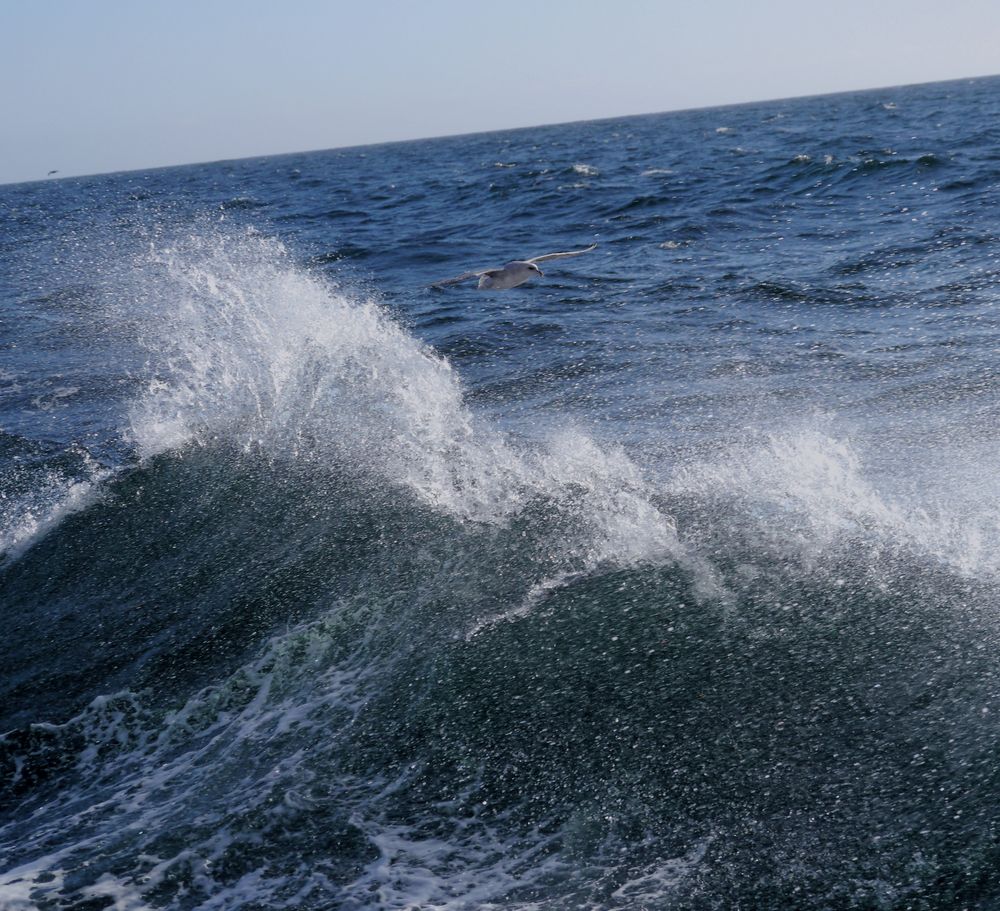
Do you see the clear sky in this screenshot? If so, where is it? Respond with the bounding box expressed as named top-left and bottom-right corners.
top-left (2, 0), bottom-right (998, 185)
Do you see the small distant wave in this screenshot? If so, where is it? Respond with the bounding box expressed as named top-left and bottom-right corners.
top-left (756, 149), bottom-right (945, 195)
top-left (779, 152), bottom-right (834, 171)
top-left (218, 196), bottom-right (269, 211)
top-left (611, 193), bottom-right (673, 214)
top-left (747, 279), bottom-right (815, 303)
top-left (306, 242), bottom-right (370, 264)
top-left (852, 151), bottom-right (944, 173)
top-left (571, 162), bottom-right (600, 177)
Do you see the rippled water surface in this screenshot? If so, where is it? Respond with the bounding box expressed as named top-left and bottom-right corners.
top-left (3, 76), bottom-right (1000, 909)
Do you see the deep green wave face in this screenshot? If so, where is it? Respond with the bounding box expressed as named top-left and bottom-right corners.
top-left (4, 441), bottom-right (1000, 909)
top-left (5, 76), bottom-right (1000, 909)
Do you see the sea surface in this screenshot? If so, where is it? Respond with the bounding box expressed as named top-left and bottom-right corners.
top-left (3, 75), bottom-right (1000, 909)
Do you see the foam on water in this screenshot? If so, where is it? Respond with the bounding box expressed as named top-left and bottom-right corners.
top-left (0, 613), bottom-right (374, 909)
top-left (668, 423), bottom-right (1000, 578)
top-left (7, 75), bottom-right (1000, 910)
top-left (0, 589), bottom-right (711, 910)
top-left (126, 229), bottom-right (681, 571)
top-left (0, 231), bottom-right (714, 908)
top-left (0, 449), bottom-right (110, 561)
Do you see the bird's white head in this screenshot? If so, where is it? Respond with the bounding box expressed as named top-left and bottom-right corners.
top-left (528, 263), bottom-right (543, 276)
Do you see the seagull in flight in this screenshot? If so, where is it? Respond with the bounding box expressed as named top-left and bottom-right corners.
top-left (432, 243), bottom-right (597, 290)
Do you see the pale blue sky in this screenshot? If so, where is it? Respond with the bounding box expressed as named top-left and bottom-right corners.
top-left (2, 0), bottom-right (998, 184)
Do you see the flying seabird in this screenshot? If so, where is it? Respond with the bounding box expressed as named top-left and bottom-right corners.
top-left (432, 243), bottom-right (597, 290)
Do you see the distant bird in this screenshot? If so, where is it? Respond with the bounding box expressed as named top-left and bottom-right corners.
top-left (432, 243), bottom-right (598, 290)
top-left (47, 170), bottom-right (59, 176)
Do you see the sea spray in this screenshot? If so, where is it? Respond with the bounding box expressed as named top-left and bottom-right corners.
top-left (7, 77), bottom-right (1000, 908)
top-left (127, 229), bottom-right (683, 575)
top-left (668, 424), bottom-right (1000, 579)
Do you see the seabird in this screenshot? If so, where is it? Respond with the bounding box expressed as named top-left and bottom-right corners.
top-left (432, 243), bottom-right (597, 290)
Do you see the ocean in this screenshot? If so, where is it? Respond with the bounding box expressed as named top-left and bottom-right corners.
top-left (2, 75), bottom-right (1000, 909)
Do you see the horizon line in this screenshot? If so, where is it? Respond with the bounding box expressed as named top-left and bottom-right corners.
top-left (5, 70), bottom-right (998, 189)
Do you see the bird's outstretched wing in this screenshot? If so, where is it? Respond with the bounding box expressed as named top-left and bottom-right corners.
top-left (525, 243), bottom-right (597, 264)
top-left (430, 268), bottom-right (496, 288)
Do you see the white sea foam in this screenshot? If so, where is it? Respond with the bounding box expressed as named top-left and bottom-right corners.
top-left (127, 230), bottom-right (682, 573)
top-left (30, 385), bottom-right (80, 412)
top-left (0, 616), bottom-right (375, 910)
top-left (0, 856), bottom-right (70, 910)
top-left (0, 452), bottom-right (110, 561)
top-left (0, 604), bottom-right (708, 911)
top-left (668, 425), bottom-right (1000, 578)
top-left (610, 838), bottom-right (712, 904)
top-left (465, 570), bottom-right (586, 639)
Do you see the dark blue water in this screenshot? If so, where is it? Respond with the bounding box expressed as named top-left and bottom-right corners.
top-left (3, 75), bottom-right (1000, 909)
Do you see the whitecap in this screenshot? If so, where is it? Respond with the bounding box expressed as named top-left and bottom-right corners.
top-left (126, 229), bottom-right (683, 572)
top-left (668, 423), bottom-right (1000, 579)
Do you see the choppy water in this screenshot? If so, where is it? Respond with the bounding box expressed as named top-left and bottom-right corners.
top-left (3, 75), bottom-right (1000, 909)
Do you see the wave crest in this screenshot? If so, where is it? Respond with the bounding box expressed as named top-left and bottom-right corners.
top-left (127, 229), bottom-right (681, 569)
